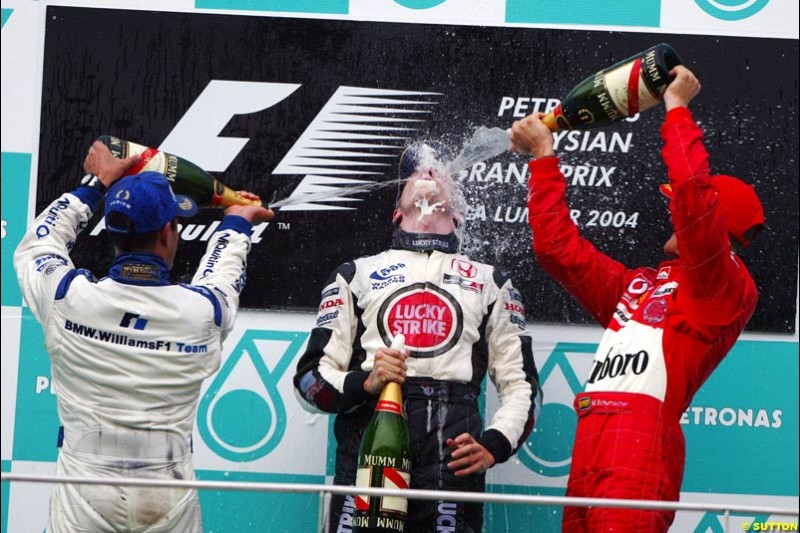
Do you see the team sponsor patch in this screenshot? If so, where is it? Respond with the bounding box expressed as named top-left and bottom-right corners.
top-left (450, 258), bottom-right (477, 279)
top-left (625, 276), bottom-right (651, 298)
top-left (587, 347), bottom-right (650, 386)
top-left (316, 310), bottom-right (339, 327)
top-left (652, 282), bottom-right (677, 298)
top-left (370, 263), bottom-right (407, 290)
top-left (643, 297), bottom-right (668, 324)
top-left (509, 313), bottom-right (526, 330)
top-left (656, 266), bottom-right (672, 280)
top-left (370, 262), bottom-right (406, 281)
top-left (578, 396), bottom-right (591, 411)
top-left (298, 371), bottom-right (336, 411)
top-left (377, 283), bottom-right (463, 358)
top-left (506, 288), bottom-right (523, 304)
top-left (613, 306), bottom-right (631, 324)
top-left (504, 302), bottom-right (525, 315)
top-left (320, 286), bottom-right (339, 299)
top-left (43, 264), bottom-right (62, 276)
top-left (372, 274), bottom-right (405, 290)
top-left (442, 273), bottom-right (485, 294)
top-left (120, 263), bottom-right (161, 281)
top-left (34, 254), bottom-right (68, 271)
top-left (318, 297), bottom-right (343, 312)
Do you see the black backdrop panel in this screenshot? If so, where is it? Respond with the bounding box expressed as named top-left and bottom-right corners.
top-left (38, 7), bottom-right (799, 332)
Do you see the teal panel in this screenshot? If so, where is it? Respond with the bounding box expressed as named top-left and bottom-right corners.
top-left (694, 511), bottom-right (772, 533)
top-left (486, 484), bottom-right (565, 532)
top-left (195, 0), bottom-right (348, 14)
top-left (11, 308), bottom-right (59, 462)
top-left (326, 413), bottom-right (336, 477)
top-left (197, 470), bottom-right (324, 532)
top-left (1, 8), bottom-right (13, 29)
top-left (506, 0), bottom-right (661, 27)
top-left (682, 340), bottom-right (798, 496)
top-left (1, 460), bottom-right (10, 533)
top-left (1, 152), bottom-right (32, 307)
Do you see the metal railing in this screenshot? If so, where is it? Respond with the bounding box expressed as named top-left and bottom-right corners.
top-left (3, 472), bottom-right (798, 532)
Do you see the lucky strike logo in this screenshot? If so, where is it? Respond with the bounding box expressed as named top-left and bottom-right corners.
top-left (377, 283), bottom-right (463, 358)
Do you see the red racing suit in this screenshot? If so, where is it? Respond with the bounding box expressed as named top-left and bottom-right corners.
top-left (527, 107), bottom-right (758, 533)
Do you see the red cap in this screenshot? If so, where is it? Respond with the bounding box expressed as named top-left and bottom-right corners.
top-left (659, 175), bottom-right (765, 248)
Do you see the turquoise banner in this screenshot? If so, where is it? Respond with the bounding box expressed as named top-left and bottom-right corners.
top-left (11, 308), bottom-right (59, 462)
top-left (1, 460), bottom-right (9, 533)
top-left (682, 340), bottom-right (798, 496)
top-left (506, 0), bottom-right (661, 27)
top-left (197, 470), bottom-right (324, 532)
top-left (1, 152), bottom-right (31, 308)
top-left (196, 0), bottom-right (347, 14)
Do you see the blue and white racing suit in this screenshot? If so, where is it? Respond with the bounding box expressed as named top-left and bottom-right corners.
top-left (14, 184), bottom-right (254, 533)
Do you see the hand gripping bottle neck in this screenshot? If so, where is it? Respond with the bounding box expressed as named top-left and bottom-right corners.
top-left (353, 334), bottom-right (411, 533)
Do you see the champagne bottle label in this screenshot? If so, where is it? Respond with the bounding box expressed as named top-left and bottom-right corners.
top-left (543, 44), bottom-right (681, 132)
top-left (128, 147), bottom-right (170, 177)
top-left (376, 400), bottom-right (402, 415)
top-left (602, 56), bottom-right (662, 118)
top-left (97, 135), bottom-right (266, 209)
top-left (379, 467), bottom-right (411, 513)
top-left (355, 464), bottom-right (411, 515)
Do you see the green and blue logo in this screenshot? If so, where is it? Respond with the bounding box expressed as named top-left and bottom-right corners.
top-left (518, 342), bottom-right (596, 477)
top-left (198, 329), bottom-right (309, 462)
top-left (695, 0), bottom-right (770, 21)
top-left (393, 0), bottom-right (447, 9)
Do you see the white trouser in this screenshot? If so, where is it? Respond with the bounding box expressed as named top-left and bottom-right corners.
top-left (47, 429), bottom-right (202, 533)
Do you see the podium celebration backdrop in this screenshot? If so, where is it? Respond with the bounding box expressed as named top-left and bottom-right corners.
top-left (2, 1), bottom-right (798, 532)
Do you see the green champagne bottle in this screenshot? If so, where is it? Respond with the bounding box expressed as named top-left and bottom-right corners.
top-left (542, 43), bottom-right (683, 131)
top-left (96, 135), bottom-right (266, 209)
top-left (353, 334), bottom-right (411, 533)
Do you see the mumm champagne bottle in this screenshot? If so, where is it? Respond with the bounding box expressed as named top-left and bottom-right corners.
top-left (97, 135), bottom-right (266, 209)
top-left (542, 43), bottom-right (683, 131)
top-left (353, 335), bottom-right (411, 533)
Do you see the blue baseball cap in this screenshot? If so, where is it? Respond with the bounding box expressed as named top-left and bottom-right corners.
top-left (105, 171), bottom-right (197, 235)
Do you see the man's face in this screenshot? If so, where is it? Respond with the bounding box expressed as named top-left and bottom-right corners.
top-left (663, 233), bottom-right (679, 257)
top-left (394, 162), bottom-right (464, 229)
top-left (397, 165), bottom-right (449, 211)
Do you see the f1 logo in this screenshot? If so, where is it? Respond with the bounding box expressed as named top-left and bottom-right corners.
top-left (120, 312), bottom-right (148, 330)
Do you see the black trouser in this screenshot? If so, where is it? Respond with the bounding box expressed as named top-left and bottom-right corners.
top-left (329, 379), bottom-right (484, 533)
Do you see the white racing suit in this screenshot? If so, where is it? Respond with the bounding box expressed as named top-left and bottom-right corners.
top-left (14, 185), bottom-right (254, 532)
top-left (294, 231), bottom-right (542, 533)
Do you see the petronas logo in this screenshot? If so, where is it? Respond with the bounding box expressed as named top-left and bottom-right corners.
top-left (694, 0), bottom-right (770, 21)
top-left (517, 343), bottom-right (597, 478)
top-left (198, 329), bottom-right (309, 462)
